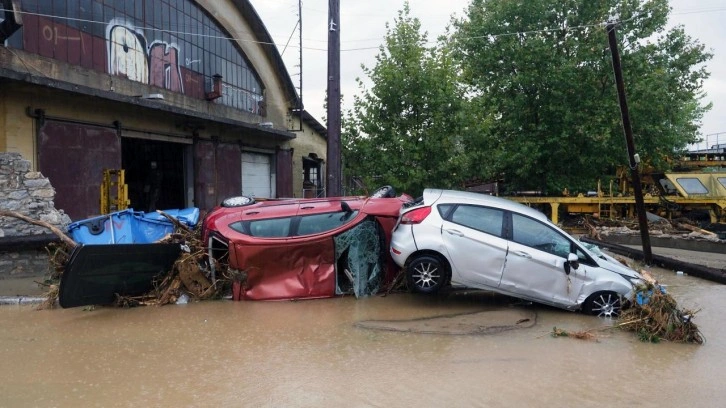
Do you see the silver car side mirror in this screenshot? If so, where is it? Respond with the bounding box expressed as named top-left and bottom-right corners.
top-left (566, 253), bottom-right (580, 274)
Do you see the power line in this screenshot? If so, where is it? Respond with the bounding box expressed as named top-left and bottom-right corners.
top-left (0, 7), bottom-right (619, 54)
top-left (280, 19), bottom-right (300, 56)
top-left (0, 8), bottom-right (326, 52)
top-left (2, 6), bottom-right (720, 54)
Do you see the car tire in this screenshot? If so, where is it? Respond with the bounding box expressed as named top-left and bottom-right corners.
top-left (406, 255), bottom-right (447, 294)
top-left (371, 185), bottom-right (396, 198)
top-left (220, 196), bottom-right (255, 207)
top-left (583, 291), bottom-right (623, 318)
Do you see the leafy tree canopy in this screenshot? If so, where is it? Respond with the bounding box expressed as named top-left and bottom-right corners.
top-left (453, 0), bottom-right (711, 194)
top-left (343, 3), bottom-right (469, 197)
top-left (343, 0), bottom-right (712, 196)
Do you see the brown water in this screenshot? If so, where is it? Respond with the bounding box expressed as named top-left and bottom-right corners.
top-left (1, 265), bottom-right (724, 407)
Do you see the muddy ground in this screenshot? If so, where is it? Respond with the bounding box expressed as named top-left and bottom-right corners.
top-left (0, 248), bottom-right (724, 407)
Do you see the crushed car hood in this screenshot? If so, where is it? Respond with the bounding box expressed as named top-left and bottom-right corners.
top-left (594, 252), bottom-right (641, 279)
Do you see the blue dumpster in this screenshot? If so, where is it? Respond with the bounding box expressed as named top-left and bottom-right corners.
top-left (67, 208), bottom-right (199, 244)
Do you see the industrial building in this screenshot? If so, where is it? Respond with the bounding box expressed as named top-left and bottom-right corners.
top-left (0, 0), bottom-right (326, 221)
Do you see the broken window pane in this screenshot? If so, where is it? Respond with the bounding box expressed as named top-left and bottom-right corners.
top-left (334, 218), bottom-right (384, 298)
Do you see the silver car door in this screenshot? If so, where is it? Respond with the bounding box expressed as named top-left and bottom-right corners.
top-left (441, 205), bottom-right (507, 288)
top-left (500, 213), bottom-right (579, 306)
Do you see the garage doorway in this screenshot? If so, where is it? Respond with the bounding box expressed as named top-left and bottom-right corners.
top-left (242, 152), bottom-right (273, 198)
top-left (122, 138), bottom-right (187, 212)
top-left (37, 120), bottom-right (121, 220)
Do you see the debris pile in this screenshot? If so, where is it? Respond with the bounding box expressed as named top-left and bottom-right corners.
top-left (550, 269), bottom-right (704, 344)
top-left (112, 214), bottom-right (229, 307)
top-left (617, 283), bottom-right (704, 344)
top-left (35, 242), bottom-right (72, 309)
top-left (581, 214), bottom-right (724, 243)
top-left (29, 209), bottom-right (232, 309)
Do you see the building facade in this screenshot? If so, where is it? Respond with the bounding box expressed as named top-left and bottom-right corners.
top-left (0, 0), bottom-right (326, 221)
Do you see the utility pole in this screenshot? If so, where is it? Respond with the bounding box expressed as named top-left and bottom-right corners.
top-left (326, 0), bottom-right (342, 196)
top-left (297, 0), bottom-right (303, 131)
top-left (606, 20), bottom-right (652, 264)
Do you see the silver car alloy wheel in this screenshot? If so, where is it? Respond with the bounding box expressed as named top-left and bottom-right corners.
top-left (412, 261), bottom-right (441, 289)
top-left (589, 292), bottom-right (622, 318)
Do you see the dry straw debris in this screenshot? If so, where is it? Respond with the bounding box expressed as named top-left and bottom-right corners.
top-left (34, 210), bottom-right (233, 309)
top-left (616, 284), bottom-right (703, 344)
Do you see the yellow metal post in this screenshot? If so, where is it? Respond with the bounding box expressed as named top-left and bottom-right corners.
top-left (549, 202), bottom-right (560, 224)
top-left (100, 169), bottom-right (130, 214)
top-left (100, 170), bottom-right (110, 214)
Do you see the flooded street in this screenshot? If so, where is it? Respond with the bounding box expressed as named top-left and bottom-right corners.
top-left (1, 264), bottom-right (724, 407)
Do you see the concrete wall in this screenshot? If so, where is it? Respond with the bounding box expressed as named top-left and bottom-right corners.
top-left (290, 116), bottom-right (327, 198)
top-left (0, 79), bottom-right (284, 168)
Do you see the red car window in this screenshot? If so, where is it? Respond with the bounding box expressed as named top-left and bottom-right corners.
top-left (230, 217), bottom-right (292, 237)
top-left (297, 210), bottom-right (360, 235)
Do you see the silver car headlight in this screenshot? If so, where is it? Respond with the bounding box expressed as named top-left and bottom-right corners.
top-left (619, 274), bottom-right (643, 288)
top-left (627, 277), bottom-right (643, 286)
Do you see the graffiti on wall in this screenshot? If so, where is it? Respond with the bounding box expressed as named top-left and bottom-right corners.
top-left (18, 12), bottom-right (263, 113)
top-left (106, 19), bottom-right (184, 92)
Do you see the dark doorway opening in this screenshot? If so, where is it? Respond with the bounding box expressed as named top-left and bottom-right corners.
top-left (122, 138), bottom-right (186, 212)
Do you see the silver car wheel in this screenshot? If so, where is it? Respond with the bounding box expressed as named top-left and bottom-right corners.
top-left (221, 196), bottom-right (255, 207)
top-left (586, 292), bottom-right (622, 318)
top-left (413, 262), bottom-right (439, 288)
top-left (406, 255), bottom-right (446, 294)
top-left (371, 185), bottom-right (396, 198)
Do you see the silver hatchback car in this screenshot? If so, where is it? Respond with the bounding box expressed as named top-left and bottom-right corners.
top-left (390, 189), bottom-right (642, 317)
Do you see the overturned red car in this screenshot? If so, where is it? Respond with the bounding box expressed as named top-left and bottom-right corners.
top-left (202, 187), bottom-right (413, 300)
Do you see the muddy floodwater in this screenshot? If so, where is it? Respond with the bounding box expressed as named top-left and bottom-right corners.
top-left (1, 264), bottom-right (725, 407)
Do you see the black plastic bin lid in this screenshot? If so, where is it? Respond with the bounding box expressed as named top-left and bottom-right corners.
top-left (59, 243), bottom-right (182, 308)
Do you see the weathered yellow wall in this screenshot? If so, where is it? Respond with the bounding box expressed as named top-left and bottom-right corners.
top-left (289, 116), bottom-right (327, 197)
top-left (0, 81), bottom-right (280, 170)
top-left (0, 86), bottom-right (35, 163)
top-left (0, 0), bottom-right (311, 176)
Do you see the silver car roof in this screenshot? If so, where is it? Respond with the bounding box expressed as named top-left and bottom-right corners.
top-left (423, 189), bottom-right (549, 222)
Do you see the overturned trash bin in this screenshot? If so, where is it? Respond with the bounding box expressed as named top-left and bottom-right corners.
top-left (59, 243), bottom-right (183, 308)
top-left (67, 208), bottom-right (199, 244)
top-left (59, 208), bottom-right (199, 308)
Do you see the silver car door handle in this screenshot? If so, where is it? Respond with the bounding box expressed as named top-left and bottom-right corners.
top-left (513, 250), bottom-right (532, 259)
top-left (445, 229), bottom-right (464, 237)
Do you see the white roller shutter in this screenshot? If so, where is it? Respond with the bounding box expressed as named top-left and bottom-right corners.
top-left (242, 152), bottom-right (272, 198)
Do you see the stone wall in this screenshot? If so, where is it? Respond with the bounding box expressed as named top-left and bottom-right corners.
top-left (0, 152), bottom-right (71, 278)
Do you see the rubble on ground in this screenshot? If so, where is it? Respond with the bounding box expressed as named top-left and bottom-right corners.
top-left (579, 214), bottom-right (725, 243)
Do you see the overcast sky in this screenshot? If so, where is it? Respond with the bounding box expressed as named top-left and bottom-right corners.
top-left (249, 0), bottom-right (726, 148)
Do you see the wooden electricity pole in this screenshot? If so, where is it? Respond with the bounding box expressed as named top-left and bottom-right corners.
top-left (326, 0), bottom-right (342, 196)
top-left (607, 20), bottom-right (653, 264)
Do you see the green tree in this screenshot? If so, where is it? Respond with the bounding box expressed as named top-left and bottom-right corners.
top-left (343, 3), bottom-right (469, 197)
top-left (454, 0), bottom-right (711, 194)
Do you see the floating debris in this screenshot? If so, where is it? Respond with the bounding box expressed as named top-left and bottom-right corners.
top-left (617, 283), bottom-right (704, 344)
top-left (550, 326), bottom-right (599, 341)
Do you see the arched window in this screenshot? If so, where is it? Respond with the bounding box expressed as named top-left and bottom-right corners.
top-left (8, 0), bottom-right (265, 115)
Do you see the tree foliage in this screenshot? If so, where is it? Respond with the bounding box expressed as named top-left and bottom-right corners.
top-left (454, 0), bottom-right (711, 194)
top-left (342, 3), bottom-right (469, 197)
top-left (343, 0), bottom-right (712, 196)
